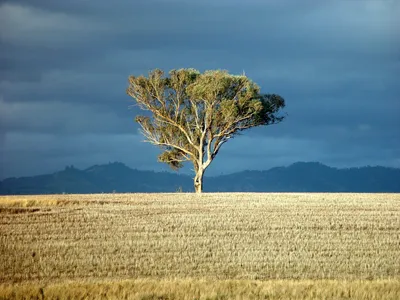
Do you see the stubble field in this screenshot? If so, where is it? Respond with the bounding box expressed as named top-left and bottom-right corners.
top-left (0, 193), bottom-right (399, 299)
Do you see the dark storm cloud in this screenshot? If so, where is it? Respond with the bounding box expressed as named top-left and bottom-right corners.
top-left (1, 0), bottom-right (399, 179)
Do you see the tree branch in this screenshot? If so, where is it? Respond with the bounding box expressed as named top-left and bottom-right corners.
top-left (138, 122), bottom-right (196, 159)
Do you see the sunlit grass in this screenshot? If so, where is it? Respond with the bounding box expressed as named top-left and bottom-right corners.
top-left (1, 193), bottom-right (399, 299)
top-left (1, 279), bottom-right (400, 300)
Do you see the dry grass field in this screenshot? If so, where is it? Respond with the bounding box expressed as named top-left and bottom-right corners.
top-left (0, 193), bottom-right (399, 299)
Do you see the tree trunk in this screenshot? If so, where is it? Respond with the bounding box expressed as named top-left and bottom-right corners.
top-left (194, 168), bottom-right (204, 194)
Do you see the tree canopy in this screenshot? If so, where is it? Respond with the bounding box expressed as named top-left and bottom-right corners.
top-left (127, 68), bottom-right (285, 193)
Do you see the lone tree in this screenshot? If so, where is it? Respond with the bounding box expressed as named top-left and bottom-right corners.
top-left (127, 69), bottom-right (285, 193)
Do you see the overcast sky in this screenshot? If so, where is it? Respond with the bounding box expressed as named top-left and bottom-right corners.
top-left (0, 0), bottom-right (399, 179)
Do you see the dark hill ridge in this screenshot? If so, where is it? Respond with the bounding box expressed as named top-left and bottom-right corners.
top-left (0, 162), bottom-right (399, 194)
top-left (207, 162), bottom-right (400, 192)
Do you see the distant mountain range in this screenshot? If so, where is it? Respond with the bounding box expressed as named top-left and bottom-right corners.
top-left (1, 162), bottom-right (399, 194)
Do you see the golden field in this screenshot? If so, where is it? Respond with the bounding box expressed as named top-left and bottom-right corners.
top-left (0, 193), bottom-right (399, 299)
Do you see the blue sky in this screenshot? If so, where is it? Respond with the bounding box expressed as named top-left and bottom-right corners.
top-left (0, 0), bottom-right (399, 179)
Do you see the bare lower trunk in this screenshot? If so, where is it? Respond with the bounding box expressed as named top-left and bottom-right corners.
top-left (194, 169), bottom-right (204, 193)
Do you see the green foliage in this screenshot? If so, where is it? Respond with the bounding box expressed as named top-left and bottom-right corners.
top-left (158, 149), bottom-right (185, 170)
top-left (127, 68), bottom-right (285, 192)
